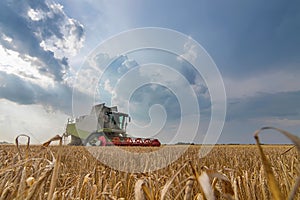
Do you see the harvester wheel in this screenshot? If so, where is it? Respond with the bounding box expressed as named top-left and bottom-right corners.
top-left (68, 135), bottom-right (83, 146)
top-left (85, 132), bottom-right (106, 146)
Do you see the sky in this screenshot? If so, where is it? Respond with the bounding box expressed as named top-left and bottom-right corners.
top-left (0, 0), bottom-right (300, 144)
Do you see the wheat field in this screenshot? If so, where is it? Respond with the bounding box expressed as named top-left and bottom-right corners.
top-left (0, 128), bottom-right (299, 199)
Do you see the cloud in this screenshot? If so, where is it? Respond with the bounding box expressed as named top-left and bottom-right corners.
top-left (199, 0), bottom-right (300, 78)
top-left (85, 50), bottom-right (211, 123)
top-left (177, 36), bottom-right (198, 63)
top-left (224, 69), bottom-right (300, 99)
top-left (0, 71), bottom-right (73, 113)
top-left (0, 0), bottom-right (87, 115)
top-left (0, 0), bottom-right (84, 82)
top-left (0, 99), bottom-right (68, 143)
top-left (227, 90), bottom-right (300, 122)
top-left (0, 71), bottom-right (36, 105)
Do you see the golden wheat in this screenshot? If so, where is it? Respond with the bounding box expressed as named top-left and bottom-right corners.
top-left (0, 128), bottom-right (299, 200)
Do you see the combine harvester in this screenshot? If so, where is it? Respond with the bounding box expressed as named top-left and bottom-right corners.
top-left (65, 103), bottom-right (161, 147)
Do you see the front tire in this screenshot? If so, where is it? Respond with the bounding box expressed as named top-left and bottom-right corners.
top-left (68, 135), bottom-right (84, 146)
top-left (84, 132), bottom-right (106, 146)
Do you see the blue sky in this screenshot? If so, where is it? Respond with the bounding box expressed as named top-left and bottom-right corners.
top-left (0, 0), bottom-right (299, 144)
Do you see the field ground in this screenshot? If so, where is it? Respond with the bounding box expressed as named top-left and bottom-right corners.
top-left (0, 144), bottom-right (299, 199)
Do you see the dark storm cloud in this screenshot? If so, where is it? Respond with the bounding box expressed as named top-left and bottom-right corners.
top-left (197, 0), bottom-right (300, 77)
top-left (129, 0), bottom-right (300, 78)
top-left (0, 71), bottom-right (73, 113)
top-left (0, 0), bottom-right (84, 82)
top-left (97, 54), bottom-right (211, 120)
top-left (0, 72), bottom-right (36, 105)
top-left (227, 91), bottom-right (300, 121)
top-left (128, 83), bottom-right (211, 122)
top-left (129, 85), bottom-right (181, 119)
top-left (0, 0), bottom-right (86, 114)
top-left (0, 71), bottom-right (91, 115)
